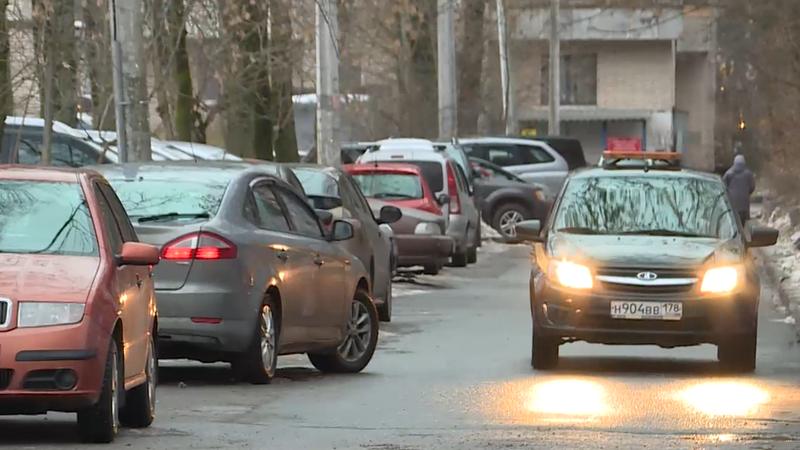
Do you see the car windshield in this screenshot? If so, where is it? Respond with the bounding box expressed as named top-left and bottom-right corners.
top-left (352, 173), bottom-right (423, 200)
top-left (0, 181), bottom-right (97, 256)
top-left (554, 176), bottom-right (737, 239)
top-left (294, 168), bottom-right (339, 197)
top-left (107, 175), bottom-right (231, 219)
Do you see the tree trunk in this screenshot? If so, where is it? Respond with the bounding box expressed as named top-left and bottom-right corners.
top-left (406, 1), bottom-right (438, 138)
top-left (50, 0), bottom-right (77, 126)
top-left (457, 0), bottom-right (486, 136)
top-left (168, 0), bottom-right (194, 142)
top-left (150, 0), bottom-right (174, 138)
top-left (0, 0), bottom-right (11, 146)
top-left (271, 0), bottom-right (298, 162)
top-left (84, 0), bottom-right (114, 130)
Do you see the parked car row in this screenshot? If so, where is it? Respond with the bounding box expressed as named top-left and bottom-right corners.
top-left (0, 160), bottom-right (398, 442)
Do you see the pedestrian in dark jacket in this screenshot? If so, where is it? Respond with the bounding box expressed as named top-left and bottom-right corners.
top-left (723, 154), bottom-right (755, 224)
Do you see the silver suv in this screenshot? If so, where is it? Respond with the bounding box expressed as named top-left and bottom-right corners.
top-left (358, 139), bottom-right (480, 267)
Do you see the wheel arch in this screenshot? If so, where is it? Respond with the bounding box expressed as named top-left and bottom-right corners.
top-left (265, 285), bottom-right (283, 328)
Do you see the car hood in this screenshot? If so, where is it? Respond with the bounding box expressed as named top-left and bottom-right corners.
top-left (548, 233), bottom-right (744, 268)
top-left (0, 254), bottom-right (99, 302)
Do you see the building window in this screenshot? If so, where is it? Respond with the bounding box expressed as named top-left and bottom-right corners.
top-left (541, 54), bottom-right (597, 106)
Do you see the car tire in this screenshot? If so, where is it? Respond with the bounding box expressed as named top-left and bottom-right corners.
top-left (423, 263), bottom-right (441, 275)
top-left (233, 296), bottom-right (280, 384)
top-left (451, 248), bottom-right (468, 267)
top-left (718, 329), bottom-right (757, 373)
top-left (78, 337), bottom-right (122, 443)
top-left (531, 328), bottom-right (559, 370)
top-left (308, 289), bottom-right (379, 374)
top-left (378, 279), bottom-right (392, 322)
top-left (492, 202), bottom-right (531, 241)
top-left (119, 332), bottom-right (157, 428)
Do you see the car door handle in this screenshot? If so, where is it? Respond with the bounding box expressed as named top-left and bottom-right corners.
top-left (313, 256), bottom-right (325, 266)
top-left (276, 251), bottom-right (289, 262)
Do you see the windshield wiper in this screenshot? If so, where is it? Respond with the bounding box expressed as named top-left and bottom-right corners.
top-left (137, 212), bottom-right (210, 223)
top-left (555, 227), bottom-right (604, 235)
top-left (619, 229), bottom-right (712, 238)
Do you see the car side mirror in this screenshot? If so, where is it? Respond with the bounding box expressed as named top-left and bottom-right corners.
top-left (436, 193), bottom-right (450, 206)
top-left (331, 220), bottom-right (355, 241)
top-left (517, 220), bottom-right (543, 243)
top-left (747, 226), bottom-right (778, 248)
top-left (118, 242), bottom-right (160, 266)
top-left (315, 209), bottom-right (334, 227)
top-left (378, 205), bottom-right (402, 224)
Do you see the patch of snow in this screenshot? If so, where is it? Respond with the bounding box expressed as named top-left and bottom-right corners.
top-left (481, 220), bottom-right (502, 240)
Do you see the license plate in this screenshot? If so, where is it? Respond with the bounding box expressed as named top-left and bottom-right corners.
top-left (610, 301), bottom-right (682, 321)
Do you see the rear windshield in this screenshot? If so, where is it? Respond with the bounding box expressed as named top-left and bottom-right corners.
top-left (541, 139), bottom-right (587, 170)
top-left (406, 161), bottom-right (443, 193)
top-left (107, 175), bottom-right (232, 219)
top-left (0, 181), bottom-right (98, 256)
top-left (352, 173), bottom-right (423, 200)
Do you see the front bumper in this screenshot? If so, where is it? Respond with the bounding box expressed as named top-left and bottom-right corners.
top-left (0, 321), bottom-right (107, 414)
top-left (156, 285), bottom-right (259, 359)
top-left (530, 272), bottom-right (758, 347)
top-left (395, 234), bottom-right (454, 267)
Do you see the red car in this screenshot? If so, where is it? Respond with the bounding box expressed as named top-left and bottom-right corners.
top-left (0, 166), bottom-right (160, 443)
top-left (345, 163), bottom-right (445, 215)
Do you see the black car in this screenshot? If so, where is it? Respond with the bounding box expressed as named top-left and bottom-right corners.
top-left (469, 157), bottom-right (550, 239)
top-left (517, 152), bottom-right (778, 372)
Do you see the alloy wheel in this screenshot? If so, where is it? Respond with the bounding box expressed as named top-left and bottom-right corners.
top-left (260, 305), bottom-right (277, 376)
top-left (499, 210), bottom-right (525, 238)
top-left (338, 300), bottom-right (372, 362)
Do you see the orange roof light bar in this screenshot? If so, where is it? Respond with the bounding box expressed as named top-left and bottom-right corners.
top-left (602, 151), bottom-right (681, 161)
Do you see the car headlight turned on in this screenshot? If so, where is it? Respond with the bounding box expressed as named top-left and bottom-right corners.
top-left (549, 260), bottom-right (593, 290)
top-left (700, 266), bottom-right (740, 294)
top-left (414, 222), bottom-right (441, 235)
top-left (18, 302), bottom-right (85, 328)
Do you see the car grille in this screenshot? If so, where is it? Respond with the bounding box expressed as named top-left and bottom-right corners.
top-left (0, 298), bottom-right (9, 328)
top-left (596, 267), bottom-right (698, 295)
top-left (0, 370), bottom-right (12, 390)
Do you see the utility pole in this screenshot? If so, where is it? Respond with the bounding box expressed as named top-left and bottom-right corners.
top-left (496, 0), bottom-right (515, 136)
top-left (316, 0), bottom-right (340, 166)
top-left (437, 0), bottom-right (457, 139)
top-left (109, 0), bottom-right (150, 162)
top-left (548, 0), bottom-right (560, 136)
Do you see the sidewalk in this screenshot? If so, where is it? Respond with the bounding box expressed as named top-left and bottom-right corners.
top-left (757, 196), bottom-right (800, 338)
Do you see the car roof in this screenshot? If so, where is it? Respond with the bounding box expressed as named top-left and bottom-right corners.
top-left (458, 137), bottom-right (551, 146)
top-left (88, 161), bottom-right (257, 180)
top-left (570, 165), bottom-right (721, 182)
top-left (344, 162), bottom-right (421, 175)
top-left (375, 138), bottom-right (435, 151)
top-left (0, 165), bottom-right (92, 183)
top-left (360, 147), bottom-right (448, 163)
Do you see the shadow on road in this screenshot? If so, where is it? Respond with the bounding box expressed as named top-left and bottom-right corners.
top-left (0, 419), bottom-right (80, 445)
top-left (550, 356), bottom-right (729, 377)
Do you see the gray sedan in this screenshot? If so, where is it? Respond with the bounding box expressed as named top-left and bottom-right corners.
top-left (92, 162), bottom-right (378, 384)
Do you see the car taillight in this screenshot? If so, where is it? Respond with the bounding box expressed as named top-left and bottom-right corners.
top-left (446, 163), bottom-right (461, 214)
top-left (161, 232), bottom-right (237, 261)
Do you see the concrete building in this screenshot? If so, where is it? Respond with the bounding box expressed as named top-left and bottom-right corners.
top-left (506, 6), bottom-right (717, 169)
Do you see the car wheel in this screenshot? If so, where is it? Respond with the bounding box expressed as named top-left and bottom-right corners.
top-left (531, 328), bottom-right (559, 370)
top-left (78, 337), bottom-right (122, 443)
top-left (308, 289), bottom-right (379, 373)
top-left (423, 263), bottom-right (441, 275)
top-left (492, 203), bottom-right (530, 241)
top-left (234, 297), bottom-right (279, 384)
top-left (378, 279), bottom-right (392, 322)
top-left (119, 331), bottom-right (157, 428)
top-left (718, 329), bottom-right (757, 373)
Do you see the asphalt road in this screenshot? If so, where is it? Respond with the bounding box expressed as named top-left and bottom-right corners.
top-left (3, 243), bottom-right (800, 449)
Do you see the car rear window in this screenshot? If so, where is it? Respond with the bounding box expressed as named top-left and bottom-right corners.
top-left (106, 173), bottom-right (232, 219)
top-left (352, 173), bottom-right (423, 200)
top-left (0, 181), bottom-right (98, 256)
top-left (540, 138), bottom-right (587, 170)
top-left (405, 161), bottom-right (443, 193)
